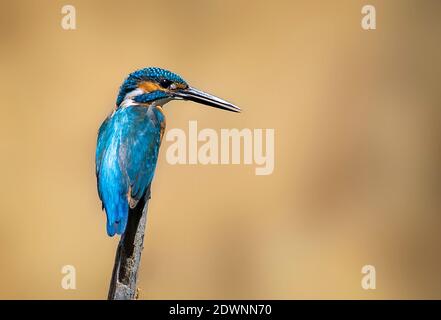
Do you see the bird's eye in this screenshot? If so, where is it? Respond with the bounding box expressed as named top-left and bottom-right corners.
top-left (159, 79), bottom-right (173, 89)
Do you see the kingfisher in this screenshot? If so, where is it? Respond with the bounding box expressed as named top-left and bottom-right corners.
top-left (95, 67), bottom-right (240, 236)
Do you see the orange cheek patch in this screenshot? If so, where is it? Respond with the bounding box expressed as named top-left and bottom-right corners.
top-left (138, 81), bottom-right (162, 93)
top-left (175, 83), bottom-right (187, 90)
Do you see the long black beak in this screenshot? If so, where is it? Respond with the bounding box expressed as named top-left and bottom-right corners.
top-left (173, 87), bottom-right (241, 113)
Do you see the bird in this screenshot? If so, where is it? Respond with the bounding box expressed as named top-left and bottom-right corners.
top-left (95, 67), bottom-right (240, 236)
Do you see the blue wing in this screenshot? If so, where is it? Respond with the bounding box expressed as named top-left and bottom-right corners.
top-left (96, 106), bottom-right (164, 236)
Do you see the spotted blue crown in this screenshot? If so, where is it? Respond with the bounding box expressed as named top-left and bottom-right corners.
top-left (116, 67), bottom-right (187, 106)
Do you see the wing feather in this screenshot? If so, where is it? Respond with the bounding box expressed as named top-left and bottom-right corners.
top-left (95, 106), bottom-right (163, 236)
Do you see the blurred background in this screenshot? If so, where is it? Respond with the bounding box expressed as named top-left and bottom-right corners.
top-left (0, 0), bottom-right (440, 299)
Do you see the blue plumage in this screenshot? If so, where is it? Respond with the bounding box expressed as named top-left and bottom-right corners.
top-left (96, 105), bottom-right (164, 236)
top-left (96, 67), bottom-right (239, 236)
top-left (134, 90), bottom-right (168, 104)
top-left (116, 67), bottom-right (187, 106)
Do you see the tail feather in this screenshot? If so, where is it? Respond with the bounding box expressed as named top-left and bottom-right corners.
top-left (105, 195), bottom-right (129, 236)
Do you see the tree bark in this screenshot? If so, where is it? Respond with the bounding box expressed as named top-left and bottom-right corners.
top-left (108, 194), bottom-right (150, 300)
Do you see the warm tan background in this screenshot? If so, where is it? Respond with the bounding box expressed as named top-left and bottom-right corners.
top-left (0, 0), bottom-right (440, 299)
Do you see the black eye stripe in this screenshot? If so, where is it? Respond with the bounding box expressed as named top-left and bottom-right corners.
top-left (159, 78), bottom-right (173, 88)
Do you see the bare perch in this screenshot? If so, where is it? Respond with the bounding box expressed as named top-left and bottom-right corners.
top-left (108, 193), bottom-right (150, 300)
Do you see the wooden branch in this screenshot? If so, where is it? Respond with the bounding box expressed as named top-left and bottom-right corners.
top-left (108, 193), bottom-right (150, 300)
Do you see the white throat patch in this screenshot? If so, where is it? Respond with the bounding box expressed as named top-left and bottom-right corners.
top-left (118, 88), bottom-right (173, 109)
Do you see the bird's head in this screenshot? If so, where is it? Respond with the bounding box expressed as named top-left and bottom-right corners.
top-left (116, 67), bottom-right (240, 112)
